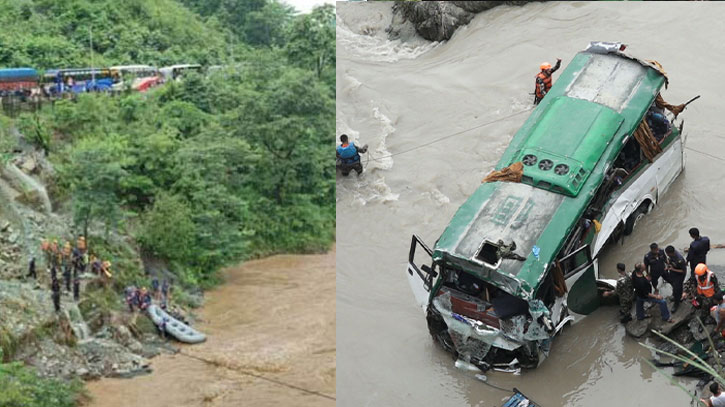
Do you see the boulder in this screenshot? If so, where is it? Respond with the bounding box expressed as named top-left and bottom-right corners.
top-left (392, 1), bottom-right (539, 41)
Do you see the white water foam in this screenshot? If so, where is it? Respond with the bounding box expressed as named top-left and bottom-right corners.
top-left (370, 106), bottom-right (395, 171)
top-left (336, 12), bottom-right (439, 63)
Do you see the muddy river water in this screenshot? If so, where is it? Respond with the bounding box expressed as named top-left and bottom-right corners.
top-left (86, 249), bottom-right (335, 407)
top-left (337, 2), bottom-right (725, 406)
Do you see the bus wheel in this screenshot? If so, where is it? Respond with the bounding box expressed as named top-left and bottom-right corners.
top-left (623, 203), bottom-right (650, 236)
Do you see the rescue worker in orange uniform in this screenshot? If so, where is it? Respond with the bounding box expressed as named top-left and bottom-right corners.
top-left (534, 58), bottom-right (562, 105)
top-left (685, 263), bottom-right (721, 322)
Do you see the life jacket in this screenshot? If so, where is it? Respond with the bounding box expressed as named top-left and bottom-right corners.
top-left (535, 71), bottom-right (552, 99)
top-left (697, 271), bottom-right (716, 297)
top-left (337, 143), bottom-right (360, 165)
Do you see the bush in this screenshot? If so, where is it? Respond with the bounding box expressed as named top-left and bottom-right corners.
top-left (0, 361), bottom-right (86, 407)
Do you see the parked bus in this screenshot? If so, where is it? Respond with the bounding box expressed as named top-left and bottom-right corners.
top-left (407, 42), bottom-right (687, 371)
top-left (159, 64), bottom-right (202, 82)
top-left (110, 65), bottom-right (160, 92)
top-left (44, 68), bottom-right (116, 94)
top-left (0, 68), bottom-right (39, 96)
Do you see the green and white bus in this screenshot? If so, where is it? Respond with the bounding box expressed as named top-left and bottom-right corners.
top-left (407, 42), bottom-right (687, 370)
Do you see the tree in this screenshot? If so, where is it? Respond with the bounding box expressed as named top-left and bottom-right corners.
top-left (136, 193), bottom-right (196, 263)
top-left (285, 4), bottom-right (335, 82)
top-left (242, 1), bottom-right (295, 47)
top-left (62, 136), bottom-right (128, 239)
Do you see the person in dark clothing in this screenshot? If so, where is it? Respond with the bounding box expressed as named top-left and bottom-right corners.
top-left (665, 245), bottom-right (687, 312)
top-left (62, 264), bottom-right (71, 293)
top-left (27, 257), bottom-right (36, 279)
top-left (602, 262), bottom-right (634, 323)
top-left (534, 58), bottom-right (562, 105)
top-left (687, 228), bottom-right (711, 278)
top-left (161, 279), bottom-right (170, 309)
top-left (644, 243), bottom-right (669, 291)
top-left (138, 287), bottom-right (152, 311)
top-left (646, 109), bottom-right (670, 142)
top-left (125, 286), bottom-right (138, 312)
top-left (73, 275), bottom-right (80, 302)
top-left (151, 278), bottom-right (160, 301)
top-left (50, 265), bottom-right (57, 281)
top-left (632, 263), bottom-right (673, 322)
top-left (336, 134), bottom-right (368, 176)
top-left (51, 277), bottom-right (61, 313)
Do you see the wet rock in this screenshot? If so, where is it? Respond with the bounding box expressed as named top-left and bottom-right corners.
top-left (626, 316), bottom-right (651, 338)
top-left (392, 1), bottom-right (538, 41)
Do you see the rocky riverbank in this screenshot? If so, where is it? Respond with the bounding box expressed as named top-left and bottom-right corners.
top-left (388, 1), bottom-right (539, 42)
top-left (0, 143), bottom-right (198, 392)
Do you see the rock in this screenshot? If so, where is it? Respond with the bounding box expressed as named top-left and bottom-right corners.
top-left (0, 220), bottom-right (9, 232)
top-left (392, 1), bottom-right (539, 41)
top-left (20, 156), bottom-right (38, 174)
top-left (626, 317), bottom-right (651, 338)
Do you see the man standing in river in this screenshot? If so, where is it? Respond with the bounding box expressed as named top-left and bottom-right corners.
top-left (534, 58), bottom-right (562, 105)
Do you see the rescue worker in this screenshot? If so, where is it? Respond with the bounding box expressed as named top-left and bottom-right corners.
top-left (73, 274), bottom-right (80, 302)
top-left (138, 287), bottom-right (152, 311)
top-left (77, 235), bottom-right (86, 253)
top-left (534, 58), bottom-right (562, 105)
top-left (151, 278), bottom-right (160, 301)
top-left (51, 276), bottom-right (61, 313)
top-left (62, 260), bottom-right (72, 293)
top-left (27, 257), bottom-right (36, 280)
top-left (602, 263), bottom-right (634, 323)
top-left (632, 263), bottom-right (673, 322)
top-left (688, 263), bottom-right (721, 319)
top-left (161, 279), bottom-right (171, 309)
top-left (336, 134), bottom-right (368, 176)
top-left (687, 228), bottom-right (711, 278)
top-left (665, 245), bottom-right (687, 313)
top-left (40, 239), bottom-right (51, 268)
top-left (50, 239), bottom-right (59, 268)
top-left (644, 243), bottom-right (669, 292)
top-left (125, 286), bottom-right (139, 312)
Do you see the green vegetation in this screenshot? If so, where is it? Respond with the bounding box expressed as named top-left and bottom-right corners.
top-left (2, 0), bottom-right (334, 284)
top-left (0, 356), bottom-right (86, 407)
top-left (0, 0), bottom-right (334, 403)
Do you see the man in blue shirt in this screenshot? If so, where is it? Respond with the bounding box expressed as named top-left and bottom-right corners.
top-left (687, 227), bottom-right (710, 278)
top-left (665, 245), bottom-right (687, 312)
top-left (336, 134), bottom-right (368, 176)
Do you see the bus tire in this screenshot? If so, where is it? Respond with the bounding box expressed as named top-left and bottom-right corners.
top-left (623, 204), bottom-right (649, 236)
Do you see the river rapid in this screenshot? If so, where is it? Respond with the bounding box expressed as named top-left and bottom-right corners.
top-left (336, 2), bottom-right (725, 406)
top-left (86, 249), bottom-right (335, 407)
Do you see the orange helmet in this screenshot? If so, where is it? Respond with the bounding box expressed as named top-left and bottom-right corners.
top-left (540, 62), bottom-right (552, 71)
top-left (695, 263), bottom-right (709, 276)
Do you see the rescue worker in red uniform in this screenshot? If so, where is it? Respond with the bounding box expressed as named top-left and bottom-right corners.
top-left (534, 58), bottom-right (562, 105)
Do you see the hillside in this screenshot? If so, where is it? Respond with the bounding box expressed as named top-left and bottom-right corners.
top-left (0, 1), bottom-right (334, 406)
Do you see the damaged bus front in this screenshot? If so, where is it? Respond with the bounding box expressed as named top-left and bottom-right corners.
top-left (407, 42), bottom-right (687, 372)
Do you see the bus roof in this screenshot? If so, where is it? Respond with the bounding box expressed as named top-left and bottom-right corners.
top-left (433, 43), bottom-right (667, 298)
top-left (110, 65), bottom-right (156, 71)
top-left (0, 68), bottom-right (37, 80)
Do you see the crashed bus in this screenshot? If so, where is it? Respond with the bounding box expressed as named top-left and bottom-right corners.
top-left (407, 42), bottom-right (688, 371)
